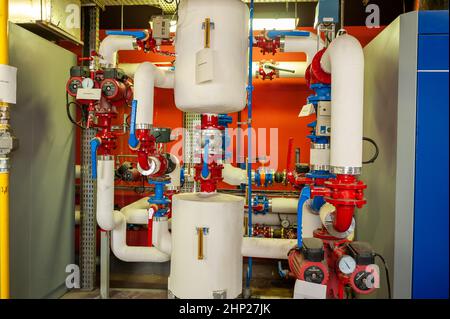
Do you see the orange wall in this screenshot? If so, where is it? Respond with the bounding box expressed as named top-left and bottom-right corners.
top-left (72, 26), bottom-right (384, 203)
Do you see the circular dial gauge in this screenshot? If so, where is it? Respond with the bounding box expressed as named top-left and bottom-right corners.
top-left (82, 77), bottom-right (95, 89)
top-left (338, 255), bottom-right (357, 275)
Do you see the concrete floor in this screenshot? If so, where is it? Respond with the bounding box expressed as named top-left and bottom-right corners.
top-left (61, 257), bottom-right (294, 299)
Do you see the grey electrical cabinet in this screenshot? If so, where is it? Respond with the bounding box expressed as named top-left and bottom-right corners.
top-left (7, 23), bottom-right (76, 299)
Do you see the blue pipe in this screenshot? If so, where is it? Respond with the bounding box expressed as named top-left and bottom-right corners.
top-left (106, 30), bottom-right (148, 40)
top-left (128, 100), bottom-right (139, 149)
top-left (266, 30), bottom-right (310, 39)
top-left (297, 185), bottom-right (311, 249)
top-left (246, 0), bottom-right (255, 290)
top-left (277, 261), bottom-right (289, 279)
top-left (90, 138), bottom-right (101, 179)
top-left (201, 138), bottom-right (210, 179)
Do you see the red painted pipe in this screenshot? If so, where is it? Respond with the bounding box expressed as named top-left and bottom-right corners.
top-left (333, 205), bottom-right (355, 233)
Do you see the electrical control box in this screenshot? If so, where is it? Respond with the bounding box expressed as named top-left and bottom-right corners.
top-left (151, 16), bottom-right (172, 44)
top-left (314, 0), bottom-right (340, 28)
top-left (315, 101), bottom-right (331, 136)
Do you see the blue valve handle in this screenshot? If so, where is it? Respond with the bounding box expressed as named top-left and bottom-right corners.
top-left (201, 138), bottom-right (210, 179)
top-left (106, 30), bottom-right (148, 40)
top-left (90, 138), bottom-right (101, 179)
top-left (266, 30), bottom-right (310, 39)
top-left (297, 185), bottom-right (311, 249)
top-left (128, 100), bottom-right (139, 149)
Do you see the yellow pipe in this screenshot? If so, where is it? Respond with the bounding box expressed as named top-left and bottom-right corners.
top-left (0, 0), bottom-right (10, 299)
top-left (0, 0), bottom-right (8, 64)
top-left (0, 173), bottom-right (9, 299)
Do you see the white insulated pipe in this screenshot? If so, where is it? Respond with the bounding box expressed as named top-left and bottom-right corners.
top-left (120, 197), bottom-right (149, 225)
top-left (271, 198), bottom-right (298, 214)
top-left (134, 62), bottom-right (175, 126)
top-left (245, 213), bottom-right (296, 226)
top-left (152, 217), bottom-right (172, 255)
top-left (99, 35), bottom-right (137, 68)
top-left (320, 34), bottom-right (364, 173)
top-left (111, 211), bottom-right (170, 262)
top-left (223, 164), bottom-right (247, 186)
top-left (167, 154), bottom-right (181, 188)
top-left (282, 33), bottom-right (324, 63)
top-left (96, 159), bottom-right (116, 231)
top-left (242, 237), bottom-right (297, 260)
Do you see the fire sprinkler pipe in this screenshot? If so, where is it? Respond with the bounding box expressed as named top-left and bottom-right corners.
top-left (0, 0), bottom-right (10, 299)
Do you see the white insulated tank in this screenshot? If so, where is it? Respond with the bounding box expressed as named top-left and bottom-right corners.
top-left (174, 0), bottom-right (249, 114)
top-left (168, 192), bottom-right (244, 299)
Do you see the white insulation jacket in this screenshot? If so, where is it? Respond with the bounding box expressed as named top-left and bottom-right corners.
top-left (271, 198), bottom-right (298, 214)
top-left (96, 159), bottom-right (116, 231)
top-left (242, 238), bottom-right (297, 260)
top-left (320, 34), bottom-right (365, 171)
top-left (282, 33), bottom-right (324, 63)
top-left (174, 0), bottom-right (249, 114)
top-left (134, 62), bottom-right (175, 126)
top-left (111, 212), bottom-right (170, 262)
top-left (99, 35), bottom-right (136, 67)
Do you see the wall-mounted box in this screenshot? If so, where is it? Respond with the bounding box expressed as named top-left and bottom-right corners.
top-left (9, 0), bottom-right (82, 45)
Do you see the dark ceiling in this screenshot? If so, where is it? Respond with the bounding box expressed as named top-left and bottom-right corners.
top-left (99, 0), bottom-right (418, 30)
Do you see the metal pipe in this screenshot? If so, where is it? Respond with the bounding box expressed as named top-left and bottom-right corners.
top-left (246, 0), bottom-right (255, 291)
top-left (0, 0), bottom-right (10, 299)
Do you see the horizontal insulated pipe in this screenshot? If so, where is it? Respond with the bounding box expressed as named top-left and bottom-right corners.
top-left (223, 164), bottom-right (247, 186)
top-left (271, 198), bottom-right (298, 214)
top-left (281, 33), bottom-right (324, 63)
top-left (111, 211), bottom-right (170, 262)
top-left (99, 35), bottom-right (137, 68)
top-left (242, 237), bottom-right (297, 260)
top-left (320, 34), bottom-right (364, 173)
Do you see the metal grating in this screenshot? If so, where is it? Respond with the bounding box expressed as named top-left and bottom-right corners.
top-left (81, 0), bottom-right (317, 7)
top-left (181, 112), bottom-right (201, 193)
top-left (79, 6), bottom-right (100, 291)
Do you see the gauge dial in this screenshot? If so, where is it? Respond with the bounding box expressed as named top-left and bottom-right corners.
top-left (338, 255), bottom-right (357, 275)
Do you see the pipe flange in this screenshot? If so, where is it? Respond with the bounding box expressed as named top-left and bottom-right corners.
top-left (98, 155), bottom-right (114, 161)
top-left (136, 123), bottom-right (153, 130)
top-left (331, 166), bottom-right (361, 175)
top-left (0, 157), bottom-right (10, 172)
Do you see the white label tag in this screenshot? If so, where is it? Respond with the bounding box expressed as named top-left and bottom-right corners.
top-left (196, 48), bottom-right (214, 84)
top-left (293, 280), bottom-right (327, 299)
top-left (0, 64), bottom-right (17, 104)
top-left (76, 88), bottom-right (101, 101)
top-left (299, 103), bottom-right (315, 117)
top-left (323, 17), bottom-right (335, 22)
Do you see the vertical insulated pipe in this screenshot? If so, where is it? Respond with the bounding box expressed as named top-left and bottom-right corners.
top-left (0, 0), bottom-right (10, 299)
top-left (245, 0), bottom-right (254, 291)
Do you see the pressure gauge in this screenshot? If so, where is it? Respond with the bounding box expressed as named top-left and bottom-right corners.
top-left (82, 77), bottom-right (95, 89)
top-left (67, 78), bottom-right (83, 97)
top-left (281, 218), bottom-right (290, 228)
top-left (338, 255), bottom-right (357, 275)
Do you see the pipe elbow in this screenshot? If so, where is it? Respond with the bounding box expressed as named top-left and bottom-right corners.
top-left (320, 34), bottom-right (364, 74)
top-left (99, 35), bottom-right (137, 68)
